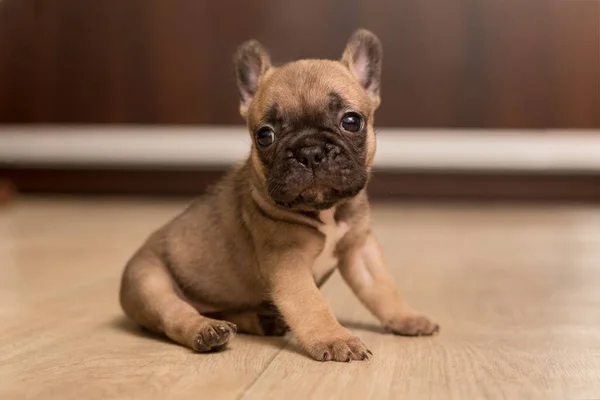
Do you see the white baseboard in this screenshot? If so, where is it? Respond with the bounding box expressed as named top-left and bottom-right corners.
top-left (1, 125), bottom-right (600, 172)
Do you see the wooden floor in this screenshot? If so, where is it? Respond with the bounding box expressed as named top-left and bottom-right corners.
top-left (1, 198), bottom-right (600, 399)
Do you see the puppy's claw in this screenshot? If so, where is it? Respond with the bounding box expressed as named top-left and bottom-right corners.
top-left (193, 321), bottom-right (236, 352)
top-left (206, 327), bottom-right (219, 344)
top-left (308, 335), bottom-right (370, 362)
top-left (195, 337), bottom-right (210, 352)
top-left (217, 326), bottom-right (230, 335)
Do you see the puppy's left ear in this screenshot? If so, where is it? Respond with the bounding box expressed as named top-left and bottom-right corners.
top-left (234, 40), bottom-right (271, 117)
top-left (341, 29), bottom-right (383, 108)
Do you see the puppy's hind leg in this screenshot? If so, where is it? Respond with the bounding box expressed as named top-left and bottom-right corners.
top-left (119, 251), bottom-right (237, 352)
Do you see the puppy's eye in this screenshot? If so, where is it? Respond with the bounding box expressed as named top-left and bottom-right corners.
top-left (340, 112), bottom-right (363, 132)
top-left (256, 127), bottom-right (275, 147)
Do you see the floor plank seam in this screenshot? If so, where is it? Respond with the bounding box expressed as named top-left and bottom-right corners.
top-left (236, 340), bottom-right (288, 399)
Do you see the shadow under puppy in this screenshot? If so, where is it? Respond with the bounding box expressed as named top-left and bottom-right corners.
top-left (119, 29), bottom-right (439, 362)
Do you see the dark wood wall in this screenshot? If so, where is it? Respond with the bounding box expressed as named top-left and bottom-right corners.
top-left (0, 0), bottom-right (599, 128)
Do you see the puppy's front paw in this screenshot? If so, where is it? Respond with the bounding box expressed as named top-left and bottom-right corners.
top-left (384, 314), bottom-right (440, 336)
top-left (193, 320), bottom-right (237, 352)
top-left (307, 335), bottom-right (371, 362)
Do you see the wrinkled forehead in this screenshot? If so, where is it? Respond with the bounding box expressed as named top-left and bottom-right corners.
top-left (249, 60), bottom-right (371, 128)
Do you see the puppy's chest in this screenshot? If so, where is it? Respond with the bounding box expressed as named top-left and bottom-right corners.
top-left (312, 209), bottom-right (350, 284)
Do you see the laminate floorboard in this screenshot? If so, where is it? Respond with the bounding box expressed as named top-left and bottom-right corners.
top-left (1, 198), bottom-right (599, 399)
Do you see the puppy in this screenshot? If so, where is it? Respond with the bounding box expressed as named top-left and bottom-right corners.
top-left (119, 29), bottom-right (439, 362)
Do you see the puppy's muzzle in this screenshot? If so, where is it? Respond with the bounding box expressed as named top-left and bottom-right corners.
top-left (289, 133), bottom-right (344, 172)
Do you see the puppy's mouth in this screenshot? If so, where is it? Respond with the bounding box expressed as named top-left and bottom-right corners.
top-left (275, 188), bottom-right (337, 210)
top-left (272, 184), bottom-right (363, 211)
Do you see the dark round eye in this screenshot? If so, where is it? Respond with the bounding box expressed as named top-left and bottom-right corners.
top-left (256, 128), bottom-right (275, 147)
top-left (340, 112), bottom-right (363, 132)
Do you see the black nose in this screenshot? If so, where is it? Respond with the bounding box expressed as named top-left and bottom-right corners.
top-left (296, 146), bottom-right (325, 170)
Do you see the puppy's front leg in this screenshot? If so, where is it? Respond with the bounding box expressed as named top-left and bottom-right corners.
top-left (265, 252), bottom-right (370, 362)
top-left (339, 233), bottom-right (440, 336)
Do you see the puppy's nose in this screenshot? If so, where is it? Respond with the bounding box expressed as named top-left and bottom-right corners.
top-left (296, 146), bottom-right (325, 170)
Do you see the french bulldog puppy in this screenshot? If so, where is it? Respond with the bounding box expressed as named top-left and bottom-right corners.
top-left (119, 29), bottom-right (439, 362)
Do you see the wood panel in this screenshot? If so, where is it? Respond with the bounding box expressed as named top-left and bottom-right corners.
top-left (548, 1), bottom-right (600, 127)
top-left (0, 0), bottom-right (598, 127)
top-left (0, 0), bottom-right (35, 122)
top-left (4, 167), bottom-right (600, 202)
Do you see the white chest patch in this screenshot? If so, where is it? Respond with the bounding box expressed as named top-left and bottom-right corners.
top-left (312, 208), bottom-right (350, 285)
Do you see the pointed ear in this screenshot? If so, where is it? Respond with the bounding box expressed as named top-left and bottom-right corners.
top-left (234, 40), bottom-right (271, 117)
top-left (341, 29), bottom-right (383, 108)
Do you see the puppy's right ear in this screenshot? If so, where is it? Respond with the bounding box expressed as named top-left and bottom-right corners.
top-left (341, 29), bottom-right (383, 109)
top-left (234, 40), bottom-right (271, 117)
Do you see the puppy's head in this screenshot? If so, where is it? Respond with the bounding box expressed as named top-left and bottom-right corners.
top-left (235, 29), bottom-right (382, 210)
